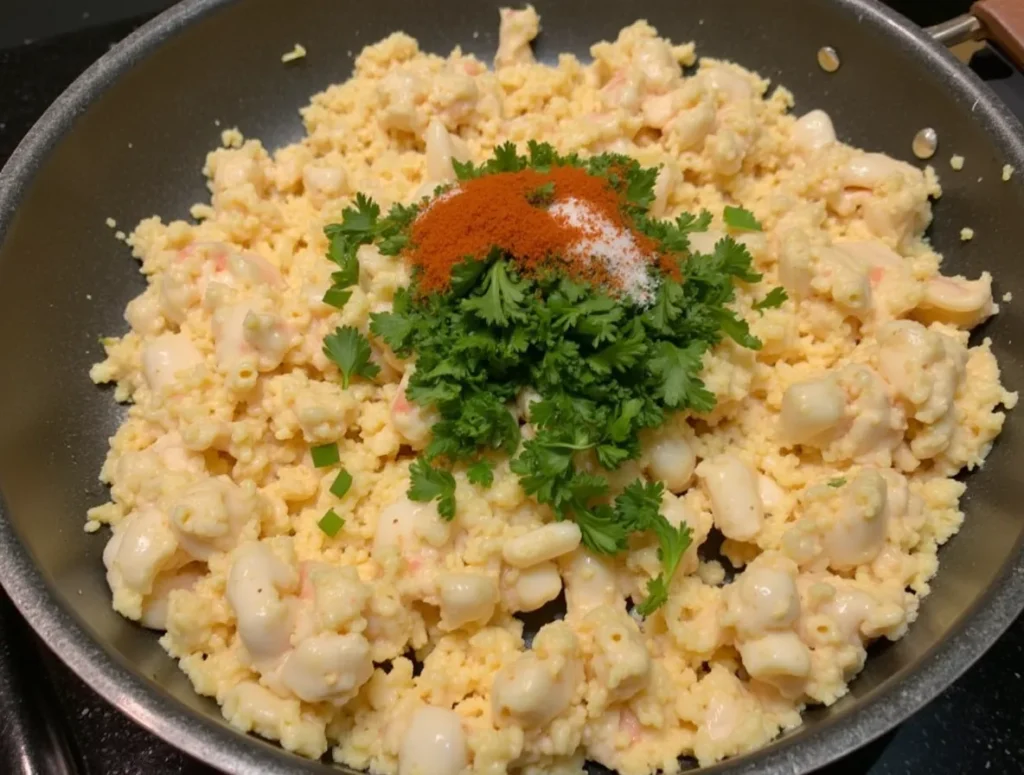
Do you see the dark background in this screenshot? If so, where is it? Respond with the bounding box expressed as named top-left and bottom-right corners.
top-left (0, 1), bottom-right (1021, 774)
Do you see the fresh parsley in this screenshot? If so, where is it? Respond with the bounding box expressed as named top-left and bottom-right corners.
top-left (323, 142), bottom-right (781, 612)
top-left (323, 326), bottom-right (380, 388)
top-left (527, 181), bottom-right (556, 206)
top-left (723, 205), bottom-right (762, 232)
top-left (827, 477), bottom-right (847, 488)
top-left (648, 341), bottom-right (715, 412)
top-left (636, 515), bottom-right (694, 615)
top-left (466, 460), bottom-right (495, 488)
top-left (322, 287), bottom-right (352, 309)
top-left (753, 286), bottom-right (788, 312)
top-left (321, 193), bottom-right (421, 306)
top-left (408, 458), bottom-right (457, 519)
top-left (460, 261), bottom-right (529, 327)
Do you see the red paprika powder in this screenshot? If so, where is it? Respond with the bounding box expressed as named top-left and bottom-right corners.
top-left (405, 165), bottom-right (663, 293)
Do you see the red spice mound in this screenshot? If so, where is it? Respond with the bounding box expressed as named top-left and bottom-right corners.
top-left (406, 166), bottom-right (662, 293)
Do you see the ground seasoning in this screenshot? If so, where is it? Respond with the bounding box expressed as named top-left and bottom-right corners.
top-left (406, 165), bottom-right (663, 298)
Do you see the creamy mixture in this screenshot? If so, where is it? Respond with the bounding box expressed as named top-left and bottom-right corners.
top-left (90, 7), bottom-right (1015, 774)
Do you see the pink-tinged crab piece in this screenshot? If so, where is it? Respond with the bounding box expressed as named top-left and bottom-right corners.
top-left (620, 708), bottom-right (643, 743)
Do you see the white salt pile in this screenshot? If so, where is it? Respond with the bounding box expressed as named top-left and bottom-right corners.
top-left (550, 197), bottom-right (659, 306)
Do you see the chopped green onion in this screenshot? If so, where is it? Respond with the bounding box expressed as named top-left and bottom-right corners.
top-left (318, 508), bottom-right (344, 537)
top-left (330, 469), bottom-right (353, 498)
top-left (311, 442), bottom-right (340, 468)
top-left (323, 288), bottom-right (352, 309)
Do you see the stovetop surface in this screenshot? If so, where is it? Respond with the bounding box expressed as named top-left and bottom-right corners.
top-left (0, 2), bottom-right (1022, 774)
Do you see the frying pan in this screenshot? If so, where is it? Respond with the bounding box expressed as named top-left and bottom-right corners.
top-left (1, 0), bottom-right (1023, 773)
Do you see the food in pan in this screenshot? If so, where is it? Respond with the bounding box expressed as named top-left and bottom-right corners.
top-left (89, 7), bottom-right (1015, 773)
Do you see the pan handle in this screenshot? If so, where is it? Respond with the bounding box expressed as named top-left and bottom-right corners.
top-left (972, 0), bottom-right (1024, 69)
top-left (927, 14), bottom-right (984, 48)
top-left (930, 2), bottom-right (1024, 69)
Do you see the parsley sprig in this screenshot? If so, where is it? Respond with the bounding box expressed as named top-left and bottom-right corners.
top-left (321, 194), bottom-right (417, 308)
top-left (318, 194), bottom-right (423, 382)
top-left (323, 326), bottom-right (379, 388)
top-left (324, 142), bottom-right (777, 612)
top-left (723, 204), bottom-right (763, 232)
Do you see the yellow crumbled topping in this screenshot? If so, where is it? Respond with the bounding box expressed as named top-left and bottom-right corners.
top-left (220, 127), bottom-right (244, 148)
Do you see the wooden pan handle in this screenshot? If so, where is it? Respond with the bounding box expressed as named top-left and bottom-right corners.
top-left (972, 0), bottom-right (1024, 69)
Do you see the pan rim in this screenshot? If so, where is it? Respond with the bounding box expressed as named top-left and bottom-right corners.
top-left (0, 0), bottom-right (1022, 773)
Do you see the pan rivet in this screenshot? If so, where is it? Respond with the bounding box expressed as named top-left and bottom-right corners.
top-left (912, 128), bottom-right (938, 160)
top-left (817, 46), bottom-right (841, 73)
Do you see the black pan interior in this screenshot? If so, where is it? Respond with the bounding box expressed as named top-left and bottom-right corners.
top-left (0, 0), bottom-right (1022, 773)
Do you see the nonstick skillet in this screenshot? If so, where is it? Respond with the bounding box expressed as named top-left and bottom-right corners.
top-left (1, 0), bottom-right (1024, 773)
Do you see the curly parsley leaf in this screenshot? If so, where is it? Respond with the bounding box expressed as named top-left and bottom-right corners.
top-left (328, 241), bottom-right (360, 288)
top-left (370, 298), bottom-right (417, 354)
top-left (323, 194), bottom-right (422, 305)
top-left (527, 181), bottom-right (556, 206)
top-left (639, 209), bottom-right (713, 253)
top-left (611, 480), bottom-right (693, 615)
top-left (449, 254), bottom-right (494, 297)
top-left (635, 515), bottom-right (693, 615)
top-left (710, 236), bottom-right (762, 284)
top-left (467, 460), bottom-right (495, 488)
top-left (677, 210), bottom-right (713, 235)
top-left (492, 141), bottom-right (527, 173)
top-left (575, 502), bottom-right (632, 555)
top-left (323, 195), bottom-right (376, 288)
top-left (323, 287), bottom-right (353, 309)
top-left (330, 192), bottom-right (380, 236)
top-left (323, 326), bottom-right (380, 388)
top-left (452, 158), bottom-right (478, 180)
top-left (425, 390), bottom-right (521, 461)
top-left (626, 165), bottom-right (658, 211)
top-left (717, 309), bottom-right (762, 350)
top-left (648, 341), bottom-right (715, 412)
top-left (753, 286), bottom-right (788, 313)
top-left (723, 205), bottom-right (762, 232)
top-left (526, 139), bottom-right (559, 170)
top-left (457, 141), bottom-right (529, 178)
top-left (614, 480), bottom-right (665, 531)
top-left (408, 458), bottom-right (457, 519)
top-left (588, 318), bottom-right (648, 375)
top-left (460, 260), bottom-right (528, 327)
